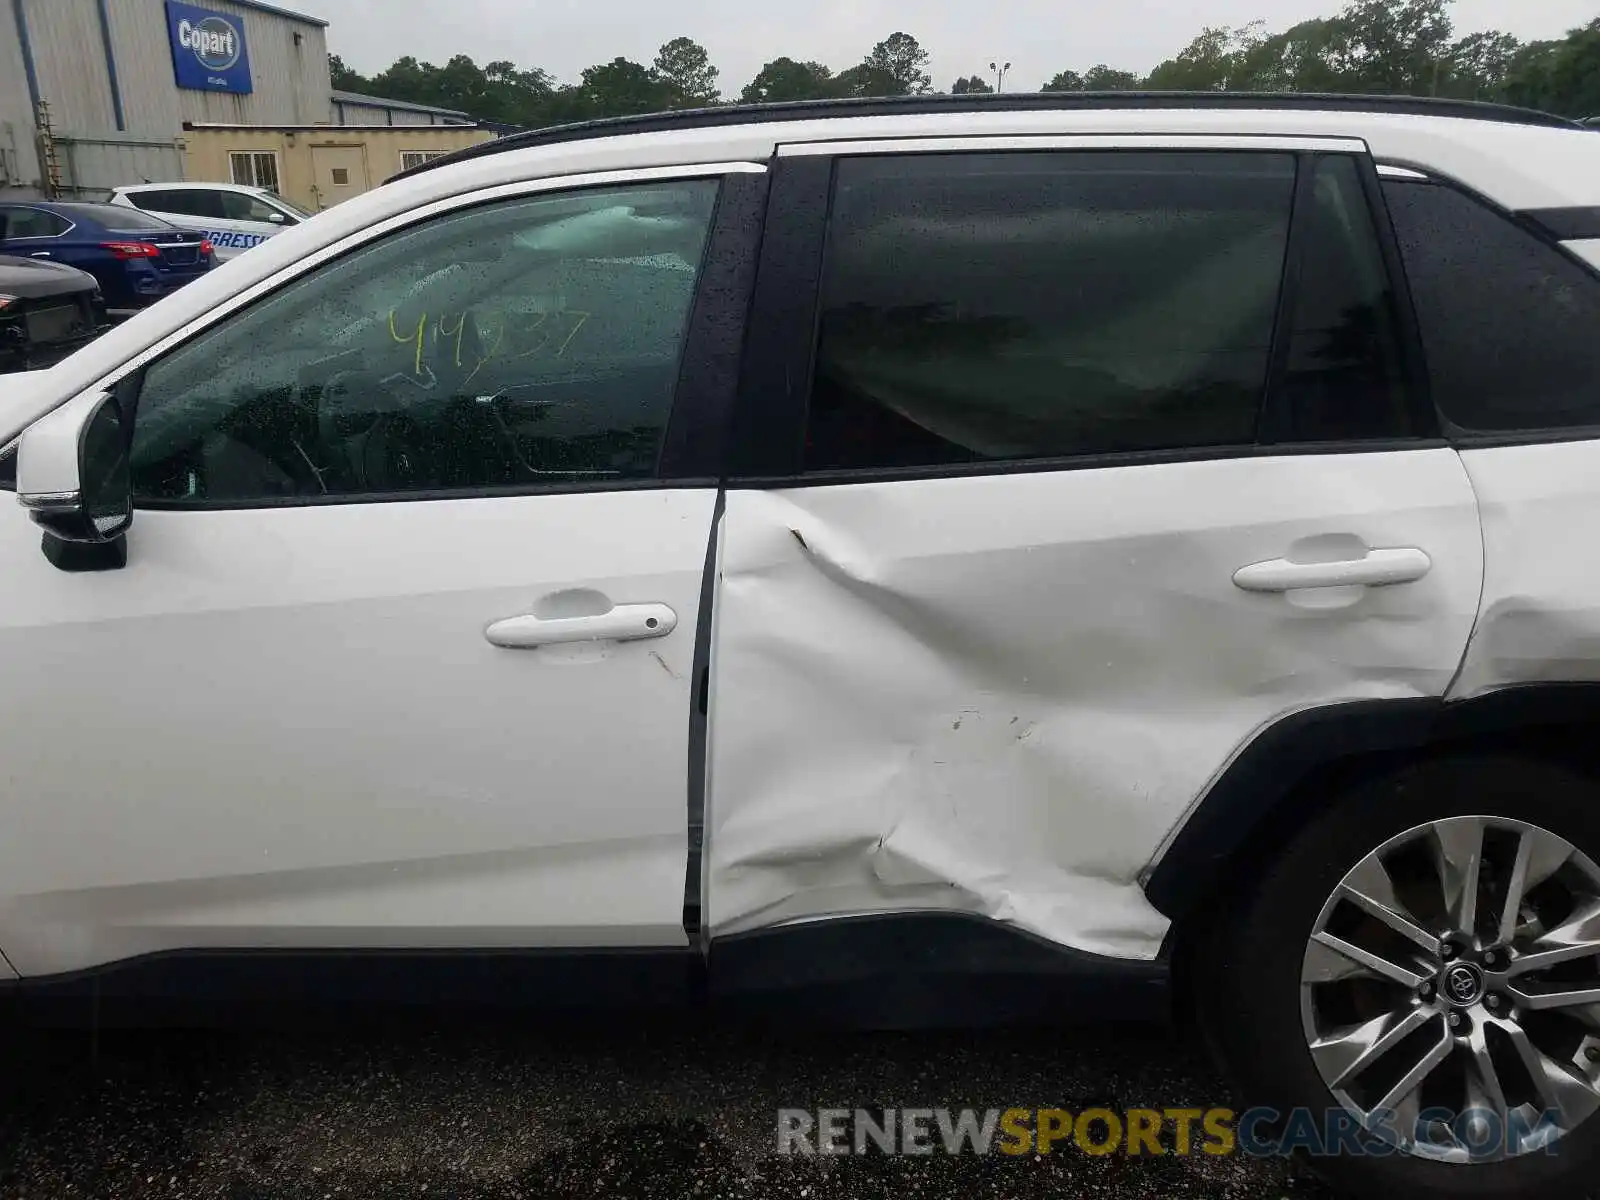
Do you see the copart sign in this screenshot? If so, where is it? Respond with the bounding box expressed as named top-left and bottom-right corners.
top-left (165, 1), bottom-right (254, 95)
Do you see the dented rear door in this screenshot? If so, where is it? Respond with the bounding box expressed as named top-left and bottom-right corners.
top-left (1376, 171), bottom-right (1600, 699)
top-left (703, 137), bottom-right (1484, 961)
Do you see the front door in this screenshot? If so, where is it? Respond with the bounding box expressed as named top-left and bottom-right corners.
top-left (706, 140), bottom-right (1485, 960)
top-left (0, 168), bottom-right (746, 976)
top-left (310, 144), bottom-right (368, 210)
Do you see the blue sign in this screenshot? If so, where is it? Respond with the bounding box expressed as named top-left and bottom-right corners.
top-left (165, 1), bottom-right (253, 94)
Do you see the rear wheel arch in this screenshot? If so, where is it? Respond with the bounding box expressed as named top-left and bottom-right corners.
top-left (1151, 684), bottom-right (1600, 954)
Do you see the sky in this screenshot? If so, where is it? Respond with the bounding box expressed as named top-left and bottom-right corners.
top-left (310, 0), bottom-right (1600, 95)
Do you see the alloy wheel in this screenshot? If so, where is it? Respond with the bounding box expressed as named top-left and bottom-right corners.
top-left (1301, 815), bottom-right (1600, 1162)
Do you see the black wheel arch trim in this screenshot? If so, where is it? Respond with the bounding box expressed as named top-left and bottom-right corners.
top-left (1145, 683), bottom-right (1600, 928)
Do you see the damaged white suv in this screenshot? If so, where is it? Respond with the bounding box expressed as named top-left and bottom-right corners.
top-left (3, 93), bottom-right (1600, 1198)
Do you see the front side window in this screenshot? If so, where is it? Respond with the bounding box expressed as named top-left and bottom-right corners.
top-left (129, 179), bottom-right (720, 503)
top-left (805, 152), bottom-right (1297, 471)
top-left (220, 191), bottom-right (288, 223)
top-left (1383, 179), bottom-right (1600, 432)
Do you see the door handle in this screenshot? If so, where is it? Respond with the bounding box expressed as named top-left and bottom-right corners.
top-left (29, 252), bottom-right (50, 258)
top-left (484, 602), bottom-right (677, 649)
top-left (1233, 548), bottom-right (1432, 593)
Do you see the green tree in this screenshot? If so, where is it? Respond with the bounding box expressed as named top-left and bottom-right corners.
top-left (860, 32), bottom-right (934, 95)
top-left (1147, 26), bottom-right (1246, 91)
top-left (1228, 18), bottom-right (1347, 92)
top-left (740, 58), bottom-right (836, 103)
top-left (951, 75), bottom-right (995, 94)
top-left (1503, 19), bottom-right (1600, 117)
top-left (368, 55), bottom-right (429, 102)
top-left (1330, 0), bottom-right (1455, 94)
top-left (1443, 30), bottom-right (1521, 99)
top-left (1083, 65), bottom-right (1144, 91)
top-left (1041, 69), bottom-right (1086, 92)
top-left (576, 57), bottom-right (674, 118)
top-left (654, 37), bottom-right (720, 107)
top-left (328, 53), bottom-right (367, 92)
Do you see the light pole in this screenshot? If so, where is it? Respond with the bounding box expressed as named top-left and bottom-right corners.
top-left (989, 61), bottom-right (1011, 93)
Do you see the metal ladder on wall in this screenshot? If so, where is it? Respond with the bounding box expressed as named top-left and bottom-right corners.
top-left (34, 100), bottom-right (63, 199)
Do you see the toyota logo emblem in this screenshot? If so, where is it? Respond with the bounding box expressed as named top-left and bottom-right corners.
top-left (1445, 963), bottom-right (1484, 1006)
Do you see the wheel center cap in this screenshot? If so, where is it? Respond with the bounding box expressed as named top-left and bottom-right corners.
top-left (1442, 961), bottom-right (1486, 1007)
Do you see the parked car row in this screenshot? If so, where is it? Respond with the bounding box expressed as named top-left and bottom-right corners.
top-left (107, 182), bottom-right (309, 260)
top-left (0, 182), bottom-right (305, 371)
top-left (0, 255), bottom-right (105, 372)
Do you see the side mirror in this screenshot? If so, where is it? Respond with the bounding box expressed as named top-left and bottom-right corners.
top-left (17, 390), bottom-right (132, 555)
top-left (267, 211), bottom-right (287, 225)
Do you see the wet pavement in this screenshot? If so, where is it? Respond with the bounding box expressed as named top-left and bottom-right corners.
top-left (0, 1012), bottom-right (1337, 1199)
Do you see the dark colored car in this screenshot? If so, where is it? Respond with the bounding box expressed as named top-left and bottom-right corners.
top-left (0, 254), bottom-right (105, 371)
top-left (0, 200), bottom-right (213, 315)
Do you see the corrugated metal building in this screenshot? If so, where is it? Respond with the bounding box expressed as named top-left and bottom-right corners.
top-left (331, 90), bottom-right (473, 127)
top-left (2, 0), bottom-right (334, 196)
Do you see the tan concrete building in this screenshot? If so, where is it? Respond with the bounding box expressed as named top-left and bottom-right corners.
top-left (180, 122), bottom-right (492, 210)
top-left (1, 0), bottom-right (503, 199)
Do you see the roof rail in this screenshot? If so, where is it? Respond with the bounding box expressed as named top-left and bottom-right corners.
top-left (389, 91), bottom-right (1578, 182)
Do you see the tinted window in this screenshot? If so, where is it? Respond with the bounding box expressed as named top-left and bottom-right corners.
top-left (129, 181), bottom-right (719, 503)
top-left (0, 207), bottom-right (72, 238)
top-left (219, 190), bottom-right (285, 222)
top-left (1275, 156), bottom-right (1412, 441)
top-left (805, 152), bottom-right (1295, 471)
top-left (1384, 180), bottom-right (1600, 431)
top-left (134, 190), bottom-right (224, 219)
top-left (57, 203), bottom-right (175, 230)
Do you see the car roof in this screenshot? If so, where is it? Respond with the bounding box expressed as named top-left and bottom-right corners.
top-left (394, 91), bottom-right (1578, 182)
top-left (115, 182), bottom-right (263, 194)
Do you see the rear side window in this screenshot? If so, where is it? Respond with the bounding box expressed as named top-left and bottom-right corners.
top-left (804, 151), bottom-right (1411, 473)
top-left (134, 190), bottom-right (224, 219)
top-left (1275, 157), bottom-right (1411, 442)
top-left (1, 207), bottom-right (71, 238)
top-left (57, 203), bottom-right (174, 231)
top-left (1383, 180), bottom-right (1600, 432)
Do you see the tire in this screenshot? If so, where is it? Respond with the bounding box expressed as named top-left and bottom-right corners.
top-left (1204, 755), bottom-right (1600, 1200)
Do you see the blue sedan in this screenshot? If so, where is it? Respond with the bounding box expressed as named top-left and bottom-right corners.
top-left (0, 200), bottom-right (214, 315)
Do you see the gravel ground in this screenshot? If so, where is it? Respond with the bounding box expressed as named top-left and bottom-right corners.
top-left (0, 1011), bottom-right (1339, 1199)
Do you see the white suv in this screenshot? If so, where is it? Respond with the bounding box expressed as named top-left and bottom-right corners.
top-left (4, 94), bottom-right (1600, 1198)
top-left (107, 182), bottom-right (310, 259)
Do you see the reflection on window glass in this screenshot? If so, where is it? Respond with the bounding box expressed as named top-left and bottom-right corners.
top-left (130, 180), bottom-right (720, 502)
top-left (1384, 180), bottom-right (1600, 432)
top-left (1276, 156), bottom-right (1412, 442)
top-left (806, 152), bottom-right (1295, 471)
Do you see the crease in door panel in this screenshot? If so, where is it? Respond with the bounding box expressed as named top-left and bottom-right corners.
top-left (682, 488), bottom-right (724, 952)
top-left (1442, 447), bottom-right (1491, 701)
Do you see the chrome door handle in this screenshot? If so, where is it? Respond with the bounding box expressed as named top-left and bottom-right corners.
top-left (29, 252), bottom-right (50, 258)
top-left (484, 602), bottom-right (677, 649)
top-left (1233, 548), bottom-right (1432, 593)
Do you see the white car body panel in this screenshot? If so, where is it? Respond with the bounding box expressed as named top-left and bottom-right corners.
top-left (706, 450), bottom-right (1484, 959)
top-left (0, 489), bottom-right (713, 975)
top-left (109, 184), bottom-right (300, 260)
top-left (1450, 442), bottom-right (1600, 698)
top-left (0, 104), bottom-right (1593, 978)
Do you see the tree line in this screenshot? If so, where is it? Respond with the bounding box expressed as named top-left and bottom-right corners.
top-left (328, 0), bottom-right (1600, 130)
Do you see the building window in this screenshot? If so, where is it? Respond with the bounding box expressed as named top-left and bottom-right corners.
top-left (230, 152), bottom-right (281, 193)
top-left (399, 151), bottom-right (450, 171)
top-left (331, 168), bottom-right (349, 185)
